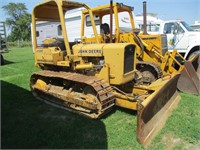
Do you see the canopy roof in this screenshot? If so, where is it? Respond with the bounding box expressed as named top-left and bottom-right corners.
top-left (82, 3), bottom-right (133, 17)
top-left (33, 0), bottom-right (89, 21)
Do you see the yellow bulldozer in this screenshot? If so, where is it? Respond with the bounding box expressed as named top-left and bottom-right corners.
top-left (31, 0), bottom-right (181, 145)
top-left (81, 1), bottom-right (199, 95)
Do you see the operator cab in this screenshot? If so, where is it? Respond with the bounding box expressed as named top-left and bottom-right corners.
top-left (81, 3), bottom-right (136, 43)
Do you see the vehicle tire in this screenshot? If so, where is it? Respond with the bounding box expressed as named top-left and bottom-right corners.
top-left (188, 50), bottom-right (200, 60)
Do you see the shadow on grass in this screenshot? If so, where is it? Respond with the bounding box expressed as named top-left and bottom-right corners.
top-left (4, 59), bottom-right (14, 65)
top-left (101, 106), bottom-right (137, 120)
top-left (1, 81), bottom-right (107, 149)
top-left (1, 58), bottom-right (14, 66)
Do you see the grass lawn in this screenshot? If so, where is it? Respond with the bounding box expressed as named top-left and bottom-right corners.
top-left (1, 47), bottom-right (200, 149)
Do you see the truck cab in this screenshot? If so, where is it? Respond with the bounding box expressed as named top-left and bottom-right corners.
top-left (139, 20), bottom-right (200, 59)
top-left (160, 20), bottom-right (200, 59)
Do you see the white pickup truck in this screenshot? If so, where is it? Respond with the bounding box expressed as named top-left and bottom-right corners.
top-left (139, 20), bottom-right (200, 59)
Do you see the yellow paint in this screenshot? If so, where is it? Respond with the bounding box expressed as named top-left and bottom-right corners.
top-left (57, 61), bottom-right (70, 66)
top-left (35, 47), bottom-right (64, 65)
top-left (95, 63), bottom-right (110, 83)
top-left (115, 98), bottom-right (137, 110)
top-left (75, 63), bottom-right (94, 70)
top-left (34, 79), bottom-right (47, 90)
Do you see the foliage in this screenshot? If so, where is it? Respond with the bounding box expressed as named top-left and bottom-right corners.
top-left (8, 41), bottom-right (32, 48)
top-left (2, 3), bottom-right (31, 42)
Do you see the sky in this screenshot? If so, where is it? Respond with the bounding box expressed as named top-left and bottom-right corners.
top-left (0, 0), bottom-right (199, 24)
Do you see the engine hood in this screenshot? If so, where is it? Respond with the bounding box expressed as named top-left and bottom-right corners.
top-left (188, 31), bottom-right (200, 38)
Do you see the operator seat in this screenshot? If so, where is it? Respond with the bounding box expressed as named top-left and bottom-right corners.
top-left (100, 23), bottom-right (111, 43)
top-left (100, 23), bottom-right (110, 35)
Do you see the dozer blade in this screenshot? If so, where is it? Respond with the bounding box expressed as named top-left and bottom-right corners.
top-left (177, 54), bottom-right (200, 95)
top-left (137, 74), bottom-right (181, 145)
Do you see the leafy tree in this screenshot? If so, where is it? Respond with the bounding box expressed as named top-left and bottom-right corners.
top-left (2, 3), bottom-right (31, 42)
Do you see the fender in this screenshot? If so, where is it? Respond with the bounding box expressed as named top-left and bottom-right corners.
top-left (184, 37), bottom-right (200, 59)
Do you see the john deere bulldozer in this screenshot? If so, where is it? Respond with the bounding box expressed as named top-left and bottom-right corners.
top-left (81, 1), bottom-right (199, 95)
top-left (31, 0), bottom-right (181, 145)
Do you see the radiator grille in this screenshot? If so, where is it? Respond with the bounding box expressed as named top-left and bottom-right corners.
top-left (124, 44), bottom-right (135, 74)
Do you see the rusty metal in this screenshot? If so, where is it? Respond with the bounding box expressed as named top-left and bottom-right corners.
top-left (137, 73), bottom-right (181, 145)
top-left (110, 0), bottom-right (113, 43)
top-left (177, 54), bottom-right (200, 95)
top-left (143, 1), bottom-right (147, 35)
top-left (136, 61), bottom-right (163, 84)
top-left (30, 70), bottom-right (115, 118)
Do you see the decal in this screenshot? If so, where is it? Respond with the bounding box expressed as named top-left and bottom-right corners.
top-left (36, 49), bottom-right (43, 52)
top-left (121, 17), bottom-right (130, 23)
top-left (78, 49), bottom-right (102, 54)
top-left (141, 37), bottom-right (157, 40)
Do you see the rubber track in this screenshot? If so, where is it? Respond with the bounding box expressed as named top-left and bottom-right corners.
top-left (30, 70), bottom-right (115, 118)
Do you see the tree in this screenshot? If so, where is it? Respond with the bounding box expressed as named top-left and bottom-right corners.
top-left (2, 3), bottom-right (31, 42)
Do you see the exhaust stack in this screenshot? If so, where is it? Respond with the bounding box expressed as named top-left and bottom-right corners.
top-left (110, 0), bottom-right (113, 43)
top-left (143, 1), bottom-right (147, 34)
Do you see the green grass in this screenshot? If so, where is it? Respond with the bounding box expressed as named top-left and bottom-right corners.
top-left (1, 47), bottom-right (200, 149)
